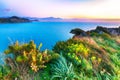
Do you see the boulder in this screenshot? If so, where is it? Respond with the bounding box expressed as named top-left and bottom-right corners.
top-left (70, 28), bottom-right (87, 36)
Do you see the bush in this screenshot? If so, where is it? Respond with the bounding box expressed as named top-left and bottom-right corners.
top-left (4, 41), bottom-right (59, 80)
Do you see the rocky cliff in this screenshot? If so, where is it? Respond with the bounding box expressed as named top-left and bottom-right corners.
top-left (70, 26), bottom-right (120, 37)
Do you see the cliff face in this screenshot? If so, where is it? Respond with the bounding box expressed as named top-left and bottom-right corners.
top-left (0, 16), bottom-right (30, 23)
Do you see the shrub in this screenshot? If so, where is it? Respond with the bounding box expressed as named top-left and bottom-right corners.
top-left (90, 32), bottom-right (111, 39)
top-left (0, 65), bottom-right (11, 80)
top-left (4, 40), bottom-right (59, 80)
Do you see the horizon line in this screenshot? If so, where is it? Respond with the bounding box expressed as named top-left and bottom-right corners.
top-left (1, 16), bottom-right (120, 23)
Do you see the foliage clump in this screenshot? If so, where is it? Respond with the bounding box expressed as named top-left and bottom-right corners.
top-left (4, 41), bottom-right (59, 80)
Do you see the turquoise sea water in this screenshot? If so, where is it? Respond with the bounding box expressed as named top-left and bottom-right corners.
top-left (0, 22), bottom-right (119, 53)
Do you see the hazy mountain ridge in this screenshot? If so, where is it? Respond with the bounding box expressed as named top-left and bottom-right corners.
top-left (0, 16), bottom-right (30, 23)
top-left (1, 16), bottom-right (120, 23)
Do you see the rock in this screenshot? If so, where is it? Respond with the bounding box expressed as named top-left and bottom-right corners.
top-left (70, 28), bottom-right (87, 36)
top-left (92, 26), bottom-right (111, 35)
top-left (94, 26), bottom-right (120, 36)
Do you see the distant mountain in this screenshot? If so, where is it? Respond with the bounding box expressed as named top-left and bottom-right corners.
top-left (0, 16), bottom-right (31, 23)
top-left (38, 17), bottom-right (62, 22)
top-left (1, 16), bottom-right (120, 23)
top-left (29, 17), bottom-right (96, 22)
top-left (37, 17), bottom-right (120, 22)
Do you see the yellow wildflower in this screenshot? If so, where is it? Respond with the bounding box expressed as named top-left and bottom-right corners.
top-left (30, 62), bottom-right (39, 72)
top-left (91, 56), bottom-right (96, 61)
top-left (98, 58), bottom-right (102, 62)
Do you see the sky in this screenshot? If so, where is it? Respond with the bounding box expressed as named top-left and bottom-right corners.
top-left (0, 0), bottom-right (120, 19)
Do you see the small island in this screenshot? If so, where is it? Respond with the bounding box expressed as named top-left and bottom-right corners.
top-left (0, 16), bottom-right (31, 23)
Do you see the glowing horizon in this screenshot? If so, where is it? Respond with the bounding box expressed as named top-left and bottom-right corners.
top-left (0, 0), bottom-right (120, 19)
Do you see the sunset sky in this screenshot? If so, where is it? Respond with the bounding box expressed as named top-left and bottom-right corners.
top-left (0, 0), bottom-right (120, 19)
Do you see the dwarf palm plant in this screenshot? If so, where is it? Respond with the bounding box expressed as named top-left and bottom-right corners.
top-left (51, 54), bottom-right (79, 80)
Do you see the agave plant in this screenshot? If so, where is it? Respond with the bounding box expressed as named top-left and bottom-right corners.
top-left (51, 54), bottom-right (79, 80)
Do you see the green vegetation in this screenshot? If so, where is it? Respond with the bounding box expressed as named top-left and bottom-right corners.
top-left (1, 41), bottom-right (59, 80)
top-left (51, 54), bottom-right (79, 80)
top-left (53, 32), bottom-right (120, 80)
top-left (0, 32), bottom-right (120, 80)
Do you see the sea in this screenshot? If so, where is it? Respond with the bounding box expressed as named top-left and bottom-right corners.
top-left (0, 22), bottom-right (120, 53)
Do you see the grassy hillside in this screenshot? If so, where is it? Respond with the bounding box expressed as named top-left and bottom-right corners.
top-left (0, 31), bottom-right (120, 80)
top-left (53, 32), bottom-right (120, 80)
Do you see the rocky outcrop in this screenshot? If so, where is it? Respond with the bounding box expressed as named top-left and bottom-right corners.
top-left (92, 26), bottom-right (120, 36)
top-left (90, 26), bottom-right (111, 35)
top-left (70, 26), bottom-right (120, 37)
top-left (0, 16), bottom-right (31, 23)
top-left (70, 28), bottom-right (87, 36)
